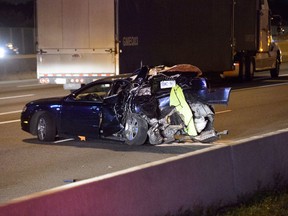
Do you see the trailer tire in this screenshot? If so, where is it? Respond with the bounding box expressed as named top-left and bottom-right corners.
top-left (245, 56), bottom-right (254, 81)
top-left (238, 55), bottom-right (246, 81)
top-left (270, 55), bottom-right (280, 78)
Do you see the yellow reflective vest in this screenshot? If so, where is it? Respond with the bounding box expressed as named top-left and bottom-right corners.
top-left (170, 85), bottom-right (197, 136)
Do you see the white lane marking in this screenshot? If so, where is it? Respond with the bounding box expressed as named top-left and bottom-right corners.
top-left (215, 110), bottom-right (232, 114)
top-left (0, 94), bottom-right (35, 100)
top-left (0, 119), bottom-right (20, 125)
top-left (279, 73), bottom-right (288, 77)
top-left (54, 138), bottom-right (75, 143)
top-left (158, 142), bottom-right (215, 147)
top-left (235, 82), bottom-right (288, 92)
top-left (17, 84), bottom-right (44, 88)
top-left (0, 110), bottom-right (22, 115)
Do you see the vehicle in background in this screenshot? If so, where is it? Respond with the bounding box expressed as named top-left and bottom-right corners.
top-left (271, 15), bottom-right (285, 36)
top-left (222, 0), bottom-right (282, 80)
top-left (0, 43), bottom-right (19, 58)
top-left (36, 0), bottom-right (281, 90)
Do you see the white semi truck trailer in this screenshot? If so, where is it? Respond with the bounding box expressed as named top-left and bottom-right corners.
top-left (36, 0), bottom-right (281, 90)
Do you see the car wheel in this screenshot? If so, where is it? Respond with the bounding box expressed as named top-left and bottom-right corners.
top-left (124, 113), bottom-right (148, 145)
top-left (37, 113), bottom-right (56, 141)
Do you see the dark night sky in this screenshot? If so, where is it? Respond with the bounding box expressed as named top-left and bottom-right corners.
top-left (0, 0), bottom-right (287, 27)
top-left (0, 0), bottom-right (34, 27)
top-left (0, 0), bottom-right (32, 4)
top-left (269, 0), bottom-right (288, 24)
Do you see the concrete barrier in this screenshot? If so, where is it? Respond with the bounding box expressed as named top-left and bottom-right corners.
top-left (0, 55), bottom-right (36, 81)
top-left (1, 128), bottom-right (288, 216)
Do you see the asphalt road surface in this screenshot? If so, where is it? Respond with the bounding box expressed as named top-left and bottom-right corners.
top-left (0, 63), bottom-right (288, 203)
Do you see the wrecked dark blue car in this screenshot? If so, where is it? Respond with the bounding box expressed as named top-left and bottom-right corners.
top-left (21, 64), bottom-right (231, 145)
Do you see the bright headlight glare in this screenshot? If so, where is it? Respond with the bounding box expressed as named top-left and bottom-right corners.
top-left (0, 47), bottom-right (5, 58)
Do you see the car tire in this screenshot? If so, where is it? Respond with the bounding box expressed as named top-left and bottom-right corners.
top-left (37, 113), bottom-right (56, 142)
top-left (124, 113), bottom-right (148, 145)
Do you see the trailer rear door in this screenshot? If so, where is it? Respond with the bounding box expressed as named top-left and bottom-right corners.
top-left (37, 0), bottom-right (116, 85)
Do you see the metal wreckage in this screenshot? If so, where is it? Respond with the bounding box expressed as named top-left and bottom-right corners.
top-left (21, 64), bottom-right (231, 145)
top-left (106, 64), bottom-right (231, 145)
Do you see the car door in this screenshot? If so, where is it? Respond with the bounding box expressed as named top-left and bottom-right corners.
top-left (101, 94), bottom-right (123, 137)
top-left (60, 96), bottom-right (102, 138)
top-left (60, 82), bottom-right (111, 138)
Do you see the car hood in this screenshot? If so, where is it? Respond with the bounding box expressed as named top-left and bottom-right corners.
top-left (27, 97), bottom-right (65, 106)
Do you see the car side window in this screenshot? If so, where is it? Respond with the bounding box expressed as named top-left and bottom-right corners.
top-left (74, 83), bottom-right (111, 102)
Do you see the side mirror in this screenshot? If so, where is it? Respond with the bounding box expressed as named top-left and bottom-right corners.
top-left (65, 94), bottom-right (76, 101)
